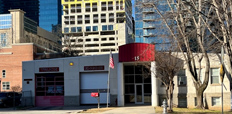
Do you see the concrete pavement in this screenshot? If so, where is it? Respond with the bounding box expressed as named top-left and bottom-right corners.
top-left (101, 106), bottom-right (158, 114)
top-left (0, 105), bottom-right (159, 114)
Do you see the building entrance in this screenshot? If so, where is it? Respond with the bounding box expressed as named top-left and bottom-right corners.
top-left (124, 65), bottom-right (151, 105)
top-left (135, 84), bottom-right (144, 104)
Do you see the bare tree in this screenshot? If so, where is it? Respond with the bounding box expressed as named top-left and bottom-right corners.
top-left (192, 0), bottom-right (232, 82)
top-left (62, 35), bottom-right (83, 56)
top-left (141, 0), bottom-right (219, 109)
top-left (11, 85), bottom-right (22, 92)
top-left (153, 51), bottom-right (183, 112)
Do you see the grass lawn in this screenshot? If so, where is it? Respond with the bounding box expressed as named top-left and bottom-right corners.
top-left (155, 106), bottom-right (232, 114)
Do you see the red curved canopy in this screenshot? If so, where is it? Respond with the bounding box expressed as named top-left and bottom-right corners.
top-left (119, 43), bottom-right (155, 62)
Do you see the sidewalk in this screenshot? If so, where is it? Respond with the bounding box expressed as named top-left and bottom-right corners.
top-left (101, 106), bottom-right (159, 114)
top-left (0, 105), bottom-right (160, 114)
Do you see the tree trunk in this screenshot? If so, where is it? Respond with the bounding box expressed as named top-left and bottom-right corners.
top-left (196, 88), bottom-right (204, 109)
top-left (167, 81), bottom-right (174, 112)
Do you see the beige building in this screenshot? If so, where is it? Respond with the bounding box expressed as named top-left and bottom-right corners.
top-left (0, 9), bottom-right (61, 52)
top-left (156, 53), bottom-right (232, 110)
top-left (61, 0), bottom-right (133, 56)
top-left (0, 9), bottom-right (62, 92)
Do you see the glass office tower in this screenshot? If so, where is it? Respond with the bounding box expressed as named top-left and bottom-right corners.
top-left (135, 0), bottom-right (173, 46)
top-left (0, 0), bottom-right (39, 25)
top-left (39, 0), bottom-right (62, 32)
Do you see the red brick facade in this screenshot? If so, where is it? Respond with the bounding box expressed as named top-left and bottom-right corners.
top-left (0, 44), bottom-right (34, 92)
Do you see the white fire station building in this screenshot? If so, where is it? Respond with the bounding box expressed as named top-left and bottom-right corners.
top-left (22, 43), bottom-right (157, 107)
top-left (22, 43), bottom-right (232, 110)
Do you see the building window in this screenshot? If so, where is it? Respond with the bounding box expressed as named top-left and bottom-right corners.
top-left (101, 38), bottom-right (107, 41)
top-left (2, 82), bottom-right (10, 90)
top-left (71, 27), bottom-right (76, 32)
top-left (102, 25), bottom-right (107, 31)
top-left (93, 26), bottom-right (98, 31)
top-left (64, 28), bottom-right (69, 33)
top-left (194, 97), bottom-right (198, 106)
top-left (178, 69), bottom-right (186, 86)
top-left (211, 68), bottom-right (219, 84)
top-left (2, 70), bottom-right (5, 78)
top-left (101, 14), bottom-right (106, 23)
top-left (212, 97), bottom-right (220, 106)
top-left (196, 68), bottom-right (204, 83)
top-left (0, 14), bottom-right (12, 29)
top-left (108, 25), bottom-right (113, 30)
top-left (77, 27), bottom-right (82, 32)
top-left (0, 33), bottom-right (7, 47)
top-left (178, 97), bottom-right (187, 108)
top-left (86, 26), bottom-right (91, 31)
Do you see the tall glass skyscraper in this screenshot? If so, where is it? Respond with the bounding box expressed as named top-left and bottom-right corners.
top-left (0, 0), bottom-right (39, 25)
top-left (0, 0), bottom-right (62, 32)
top-left (135, 0), bottom-right (174, 46)
top-left (39, 0), bottom-right (62, 32)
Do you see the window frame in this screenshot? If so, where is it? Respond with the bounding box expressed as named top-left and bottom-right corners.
top-left (92, 26), bottom-right (98, 31)
top-left (102, 25), bottom-right (107, 31)
top-left (178, 69), bottom-right (186, 86)
top-left (77, 27), bottom-right (82, 32)
top-left (2, 70), bottom-right (5, 78)
top-left (64, 28), bottom-right (69, 33)
top-left (108, 25), bottom-right (113, 30)
top-left (2, 82), bottom-right (10, 90)
top-left (211, 68), bottom-right (220, 84)
top-left (212, 97), bottom-right (220, 106)
top-left (86, 26), bottom-right (91, 32)
top-left (0, 33), bottom-right (7, 47)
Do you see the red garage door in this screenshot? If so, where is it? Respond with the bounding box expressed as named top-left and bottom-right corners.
top-left (35, 73), bottom-right (64, 106)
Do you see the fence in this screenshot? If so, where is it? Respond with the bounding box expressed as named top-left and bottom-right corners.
top-left (21, 91), bottom-right (33, 107)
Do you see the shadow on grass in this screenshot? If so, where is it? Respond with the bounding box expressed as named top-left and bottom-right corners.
top-left (155, 107), bottom-right (232, 114)
top-left (172, 112), bottom-right (232, 114)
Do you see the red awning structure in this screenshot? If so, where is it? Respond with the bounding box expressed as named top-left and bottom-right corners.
top-left (119, 43), bottom-right (155, 62)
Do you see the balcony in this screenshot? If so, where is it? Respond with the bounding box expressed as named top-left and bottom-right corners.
top-left (143, 25), bottom-right (155, 29)
top-left (142, 9), bottom-right (154, 13)
top-left (143, 17), bottom-right (155, 21)
top-left (143, 33), bottom-right (156, 37)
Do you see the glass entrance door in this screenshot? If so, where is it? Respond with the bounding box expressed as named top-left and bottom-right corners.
top-left (135, 84), bottom-right (144, 104)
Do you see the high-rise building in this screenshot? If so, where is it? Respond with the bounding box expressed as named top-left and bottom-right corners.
top-left (0, 0), bottom-right (62, 32)
top-left (135, 0), bottom-right (172, 45)
top-left (0, 0), bottom-right (39, 25)
top-left (39, 0), bottom-right (62, 32)
top-left (62, 0), bottom-right (134, 56)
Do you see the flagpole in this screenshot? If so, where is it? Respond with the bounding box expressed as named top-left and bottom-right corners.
top-left (107, 64), bottom-right (110, 108)
top-left (107, 51), bottom-right (114, 108)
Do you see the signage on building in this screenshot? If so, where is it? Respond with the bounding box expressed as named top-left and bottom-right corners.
top-left (84, 66), bottom-right (104, 70)
top-left (119, 43), bottom-right (155, 62)
top-left (39, 67), bottom-right (59, 72)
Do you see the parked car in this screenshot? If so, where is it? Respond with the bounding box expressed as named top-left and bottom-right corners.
top-left (0, 92), bottom-right (21, 107)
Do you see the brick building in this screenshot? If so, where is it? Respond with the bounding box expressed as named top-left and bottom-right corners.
top-left (0, 9), bottom-right (62, 92)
